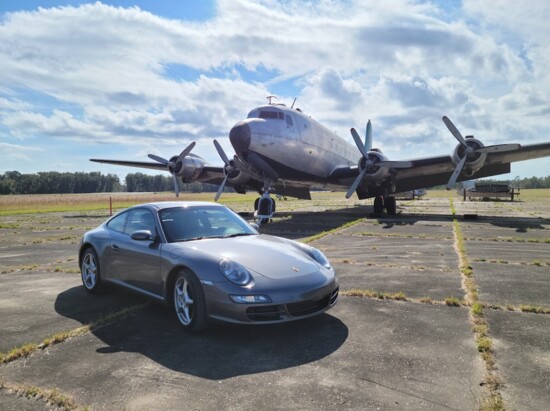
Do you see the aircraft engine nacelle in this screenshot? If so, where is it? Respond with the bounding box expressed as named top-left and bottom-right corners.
top-left (451, 137), bottom-right (487, 177)
top-left (169, 155), bottom-right (205, 183)
top-left (358, 151), bottom-right (390, 181)
top-left (226, 159), bottom-right (251, 185)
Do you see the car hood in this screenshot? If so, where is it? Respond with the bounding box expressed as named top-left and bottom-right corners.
top-left (187, 234), bottom-right (321, 280)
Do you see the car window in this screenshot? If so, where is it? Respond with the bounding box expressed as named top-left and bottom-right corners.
top-left (159, 206), bottom-right (256, 242)
top-left (124, 209), bottom-right (156, 235)
top-left (106, 212), bottom-right (127, 233)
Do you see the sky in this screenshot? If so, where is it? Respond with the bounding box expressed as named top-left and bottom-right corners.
top-left (1, 0), bottom-right (549, 181)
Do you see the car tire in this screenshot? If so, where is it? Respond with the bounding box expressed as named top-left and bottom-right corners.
top-left (173, 270), bottom-right (208, 331)
top-left (81, 248), bottom-right (102, 294)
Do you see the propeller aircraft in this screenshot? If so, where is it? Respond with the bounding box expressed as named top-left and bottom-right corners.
top-left (91, 98), bottom-right (550, 222)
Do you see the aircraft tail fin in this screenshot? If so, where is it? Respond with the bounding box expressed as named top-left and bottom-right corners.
top-left (365, 119), bottom-right (373, 151)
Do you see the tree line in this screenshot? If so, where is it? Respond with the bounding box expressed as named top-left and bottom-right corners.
top-left (0, 171), bottom-right (225, 195)
top-left (1, 170), bottom-right (549, 195)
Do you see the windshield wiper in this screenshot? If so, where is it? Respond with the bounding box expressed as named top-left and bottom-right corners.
top-left (222, 233), bottom-right (254, 238)
top-left (175, 236), bottom-right (207, 242)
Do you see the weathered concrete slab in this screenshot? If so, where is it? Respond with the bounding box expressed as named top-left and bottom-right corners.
top-left (334, 263), bottom-right (463, 300)
top-left (0, 273), bottom-right (145, 352)
top-left (486, 310), bottom-right (550, 410)
top-left (465, 240), bottom-right (550, 265)
top-left (0, 390), bottom-right (48, 411)
top-left (0, 243), bottom-right (76, 268)
top-left (0, 298), bottom-right (484, 410)
top-left (472, 262), bottom-right (550, 307)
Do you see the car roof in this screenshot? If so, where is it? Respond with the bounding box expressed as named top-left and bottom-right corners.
top-left (130, 201), bottom-right (225, 211)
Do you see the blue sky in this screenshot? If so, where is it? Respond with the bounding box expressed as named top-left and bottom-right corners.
top-left (1, 0), bottom-right (549, 181)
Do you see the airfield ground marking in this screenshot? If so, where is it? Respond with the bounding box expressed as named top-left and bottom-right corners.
top-left (450, 197), bottom-right (504, 411)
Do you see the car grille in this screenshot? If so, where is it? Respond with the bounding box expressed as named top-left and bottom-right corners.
top-left (245, 287), bottom-right (339, 322)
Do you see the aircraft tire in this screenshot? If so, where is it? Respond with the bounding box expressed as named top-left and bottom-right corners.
top-left (373, 196), bottom-right (384, 217)
top-left (386, 196), bottom-right (397, 215)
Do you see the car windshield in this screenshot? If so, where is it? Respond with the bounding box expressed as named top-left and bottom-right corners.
top-left (158, 205), bottom-right (257, 243)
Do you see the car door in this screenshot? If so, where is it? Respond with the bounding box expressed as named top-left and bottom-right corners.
top-left (113, 208), bottom-right (162, 296)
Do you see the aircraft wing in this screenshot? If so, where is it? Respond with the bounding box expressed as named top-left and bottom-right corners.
top-left (90, 158), bottom-right (227, 183)
top-left (330, 142), bottom-right (550, 196)
top-left (90, 159), bottom-right (168, 171)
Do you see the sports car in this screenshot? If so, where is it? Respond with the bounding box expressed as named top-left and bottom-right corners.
top-left (79, 202), bottom-right (339, 331)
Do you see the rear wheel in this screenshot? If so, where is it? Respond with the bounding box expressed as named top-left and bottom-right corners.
top-left (173, 270), bottom-right (208, 331)
top-left (81, 248), bottom-right (102, 294)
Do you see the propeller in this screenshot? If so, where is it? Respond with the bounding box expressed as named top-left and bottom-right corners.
top-left (147, 142), bottom-right (196, 197)
top-left (346, 127), bottom-right (412, 198)
top-left (442, 116), bottom-right (520, 190)
top-left (213, 139), bottom-right (232, 201)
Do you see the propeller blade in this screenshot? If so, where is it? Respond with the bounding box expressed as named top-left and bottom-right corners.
top-left (476, 144), bottom-right (520, 154)
top-left (171, 172), bottom-right (180, 197)
top-left (365, 120), bottom-right (373, 151)
top-left (442, 116), bottom-right (467, 147)
top-left (148, 154), bottom-right (169, 165)
top-left (214, 174), bottom-right (229, 201)
top-left (377, 160), bottom-right (413, 169)
top-left (213, 139), bottom-right (230, 166)
top-left (446, 155), bottom-right (468, 190)
top-left (176, 142), bottom-right (196, 163)
top-left (346, 168), bottom-right (367, 199)
top-left (350, 128), bottom-right (369, 158)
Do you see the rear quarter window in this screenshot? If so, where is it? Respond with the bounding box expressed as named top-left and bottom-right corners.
top-left (106, 212), bottom-right (127, 233)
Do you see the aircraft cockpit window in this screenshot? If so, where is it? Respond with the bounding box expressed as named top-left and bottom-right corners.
top-left (259, 111), bottom-right (284, 120)
top-left (247, 109), bottom-right (259, 118)
top-left (285, 115), bottom-right (293, 126)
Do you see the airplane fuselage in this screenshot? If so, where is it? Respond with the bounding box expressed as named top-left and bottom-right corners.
top-left (229, 104), bottom-right (358, 188)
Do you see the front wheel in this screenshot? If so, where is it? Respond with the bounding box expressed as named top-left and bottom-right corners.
top-left (81, 248), bottom-right (102, 294)
top-left (173, 270), bottom-right (208, 331)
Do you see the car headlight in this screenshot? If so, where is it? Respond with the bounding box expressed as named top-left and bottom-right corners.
top-left (219, 259), bottom-right (252, 286)
top-left (296, 242), bottom-right (332, 269)
top-left (310, 247), bottom-right (332, 269)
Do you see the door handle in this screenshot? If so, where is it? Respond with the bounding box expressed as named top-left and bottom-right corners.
top-left (111, 244), bottom-right (120, 251)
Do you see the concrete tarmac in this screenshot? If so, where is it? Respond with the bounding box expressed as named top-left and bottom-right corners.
top-left (0, 196), bottom-right (548, 410)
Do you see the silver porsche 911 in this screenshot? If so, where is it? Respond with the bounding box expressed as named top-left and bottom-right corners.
top-left (79, 202), bottom-right (339, 331)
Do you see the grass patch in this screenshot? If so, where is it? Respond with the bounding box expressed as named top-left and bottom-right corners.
top-left (302, 218), bottom-right (365, 243)
top-left (444, 297), bottom-right (462, 307)
top-left (0, 379), bottom-right (78, 410)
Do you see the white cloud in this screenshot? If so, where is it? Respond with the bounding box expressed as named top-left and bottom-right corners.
top-left (0, 0), bottom-right (548, 177)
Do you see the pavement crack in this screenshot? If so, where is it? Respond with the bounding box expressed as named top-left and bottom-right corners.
top-left (0, 377), bottom-right (81, 410)
top-left (0, 302), bottom-right (149, 366)
top-left (450, 197), bottom-right (505, 410)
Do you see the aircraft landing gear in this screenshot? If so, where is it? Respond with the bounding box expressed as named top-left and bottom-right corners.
top-left (386, 196), bottom-right (397, 215)
top-left (254, 190), bottom-right (276, 224)
top-left (372, 195), bottom-right (397, 217)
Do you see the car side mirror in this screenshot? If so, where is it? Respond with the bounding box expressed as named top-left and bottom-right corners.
top-left (131, 230), bottom-right (156, 242)
top-left (249, 222), bottom-right (260, 231)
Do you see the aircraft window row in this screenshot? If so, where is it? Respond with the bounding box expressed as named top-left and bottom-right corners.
top-left (285, 115), bottom-right (293, 126)
top-left (259, 111), bottom-right (284, 120)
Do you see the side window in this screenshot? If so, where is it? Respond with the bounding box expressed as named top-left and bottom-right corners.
top-left (285, 115), bottom-right (293, 126)
top-left (106, 212), bottom-right (127, 233)
top-left (124, 209), bottom-right (157, 235)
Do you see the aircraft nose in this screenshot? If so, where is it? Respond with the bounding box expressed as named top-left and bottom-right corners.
top-left (229, 121), bottom-right (251, 152)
